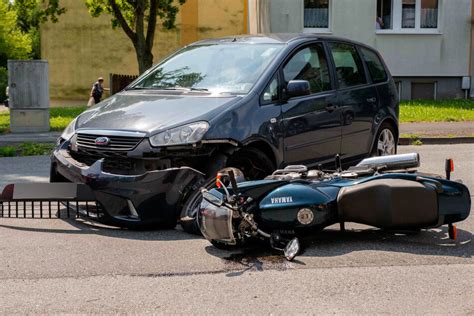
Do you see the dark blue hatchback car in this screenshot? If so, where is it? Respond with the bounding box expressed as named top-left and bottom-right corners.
top-left (51, 34), bottom-right (399, 231)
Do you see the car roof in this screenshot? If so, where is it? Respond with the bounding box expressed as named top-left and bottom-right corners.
top-left (190, 33), bottom-right (369, 48)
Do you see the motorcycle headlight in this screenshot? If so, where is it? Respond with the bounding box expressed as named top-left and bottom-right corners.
top-left (61, 118), bottom-right (77, 141)
top-left (149, 121), bottom-right (209, 147)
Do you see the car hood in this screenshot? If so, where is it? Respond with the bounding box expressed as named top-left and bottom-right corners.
top-left (76, 91), bottom-right (240, 135)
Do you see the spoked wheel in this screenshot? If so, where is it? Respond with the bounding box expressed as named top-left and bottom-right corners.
top-left (372, 123), bottom-right (397, 156)
top-left (180, 147), bottom-right (275, 235)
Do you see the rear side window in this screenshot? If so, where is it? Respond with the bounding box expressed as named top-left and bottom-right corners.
top-left (283, 43), bottom-right (331, 94)
top-left (329, 42), bottom-right (367, 88)
top-left (360, 47), bottom-right (388, 83)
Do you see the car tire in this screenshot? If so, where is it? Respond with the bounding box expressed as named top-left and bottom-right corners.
top-left (180, 177), bottom-right (215, 235)
top-left (371, 122), bottom-right (397, 156)
top-left (180, 147), bottom-right (275, 235)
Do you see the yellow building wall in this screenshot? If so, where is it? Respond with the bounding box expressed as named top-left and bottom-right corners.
top-left (41, 0), bottom-right (247, 103)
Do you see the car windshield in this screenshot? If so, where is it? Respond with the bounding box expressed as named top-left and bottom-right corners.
top-left (131, 43), bottom-right (284, 94)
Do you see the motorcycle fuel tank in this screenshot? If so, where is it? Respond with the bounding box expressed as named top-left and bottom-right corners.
top-left (258, 182), bottom-right (339, 230)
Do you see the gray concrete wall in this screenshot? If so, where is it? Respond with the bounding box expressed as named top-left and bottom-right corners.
top-left (269, 0), bottom-right (304, 33)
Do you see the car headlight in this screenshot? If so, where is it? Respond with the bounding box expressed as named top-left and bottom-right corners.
top-left (149, 121), bottom-right (209, 147)
top-left (61, 118), bottom-right (77, 141)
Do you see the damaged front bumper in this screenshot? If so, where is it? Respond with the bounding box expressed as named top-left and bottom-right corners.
top-left (1, 141), bottom-right (206, 226)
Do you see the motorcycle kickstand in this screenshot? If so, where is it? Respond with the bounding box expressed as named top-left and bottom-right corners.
top-left (448, 223), bottom-right (457, 240)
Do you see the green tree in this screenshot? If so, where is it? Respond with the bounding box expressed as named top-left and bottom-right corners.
top-left (10, 0), bottom-right (66, 59)
top-left (85, 0), bottom-right (186, 74)
top-left (0, 0), bottom-right (65, 101)
top-left (0, 0), bottom-right (32, 67)
top-left (0, 0), bottom-right (30, 101)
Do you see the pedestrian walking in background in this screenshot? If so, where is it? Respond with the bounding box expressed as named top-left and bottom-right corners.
top-left (88, 77), bottom-right (109, 106)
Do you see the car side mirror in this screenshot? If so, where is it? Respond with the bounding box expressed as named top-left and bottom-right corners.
top-left (286, 80), bottom-right (311, 99)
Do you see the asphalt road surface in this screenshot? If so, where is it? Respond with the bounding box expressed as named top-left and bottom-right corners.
top-left (0, 145), bottom-right (473, 314)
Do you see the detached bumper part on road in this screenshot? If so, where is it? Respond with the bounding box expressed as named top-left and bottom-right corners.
top-left (48, 141), bottom-right (206, 228)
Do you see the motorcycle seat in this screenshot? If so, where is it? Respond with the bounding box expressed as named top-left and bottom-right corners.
top-left (337, 178), bottom-right (438, 228)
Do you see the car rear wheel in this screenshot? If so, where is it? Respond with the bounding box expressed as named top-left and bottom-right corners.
top-left (180, 147), bottom-right (275, 235)
top-left (372, 123), bottom-right (397, 156)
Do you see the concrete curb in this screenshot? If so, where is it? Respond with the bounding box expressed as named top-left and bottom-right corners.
top-left (399, 137), bottom-right (474, 145)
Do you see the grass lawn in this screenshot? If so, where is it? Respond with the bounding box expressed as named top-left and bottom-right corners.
top-left (399, 99), bottom-right (474, 123)
top-left (49, 106), bottom-right (87, 131)
top-left (0, 142), bottom-right (55, 157)
top-left (0, 106), bottom-right (87, 134)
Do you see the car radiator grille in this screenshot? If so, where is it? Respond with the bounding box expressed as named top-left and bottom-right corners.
top-left (70, 148), bottom-right (134, 172)
top-left (72, 133), bottom-right (144, 173)
top-left (76, 133), bottom-right (143, 151)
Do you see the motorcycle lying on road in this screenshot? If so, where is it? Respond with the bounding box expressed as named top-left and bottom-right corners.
top-left (199, 153), bottom-right (471, 261)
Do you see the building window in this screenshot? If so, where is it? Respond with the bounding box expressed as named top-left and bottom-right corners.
top-left (376, 0), bottom-right (439, 33)
top-left (420, 0), bottom-right (438, 28)
top-left (402, 0), bottom-right (416, 28)
top-left (376, 0), bottom-right (392, 29)
top-left (304, 0), bottom-right (330, 32)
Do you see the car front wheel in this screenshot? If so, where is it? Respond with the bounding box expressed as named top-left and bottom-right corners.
top-left (180, 147), bottom-right (275, 235)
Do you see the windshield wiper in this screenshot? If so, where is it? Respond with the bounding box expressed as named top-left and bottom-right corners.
top-left (161, 87), bottom-right (209, 92)
top-left (126, 86), bottom-right (148, 90)
top-left (127, 86), bottom-right (209, 92)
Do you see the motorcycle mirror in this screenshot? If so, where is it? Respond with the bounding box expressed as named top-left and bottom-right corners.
top-left (284, 237), bottom-right (300, 261)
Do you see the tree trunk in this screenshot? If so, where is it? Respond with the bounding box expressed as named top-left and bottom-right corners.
top-left (136, 47), bottom-right (154, 75)
top-left (134, 39), bottom-right (154, 75)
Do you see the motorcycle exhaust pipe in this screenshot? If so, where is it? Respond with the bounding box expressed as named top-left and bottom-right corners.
top-left (356, 153), bottom-right (420, 170)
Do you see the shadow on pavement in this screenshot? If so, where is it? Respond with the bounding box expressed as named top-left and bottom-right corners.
top-left (0, 216), bottom-right (201, 242)
top-left (203, 226), bottom-right (472, 276)
top-left (300, 226), bottom-right (473, 258)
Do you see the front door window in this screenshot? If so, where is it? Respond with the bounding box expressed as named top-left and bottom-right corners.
top-left (283, 44), bottom-right (331, 94)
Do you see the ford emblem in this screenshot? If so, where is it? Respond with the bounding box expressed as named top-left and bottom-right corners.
top-left (95, 136), bottom-right (110, 146)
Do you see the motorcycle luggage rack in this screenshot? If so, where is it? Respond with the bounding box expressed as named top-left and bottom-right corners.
top-left (0, 183), bottom-right (103, 219)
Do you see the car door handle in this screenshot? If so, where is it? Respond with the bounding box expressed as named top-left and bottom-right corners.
top-left (366, 97), bottom-right (377, 103)
top-left (325, 104), bottom-right (338, 112)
